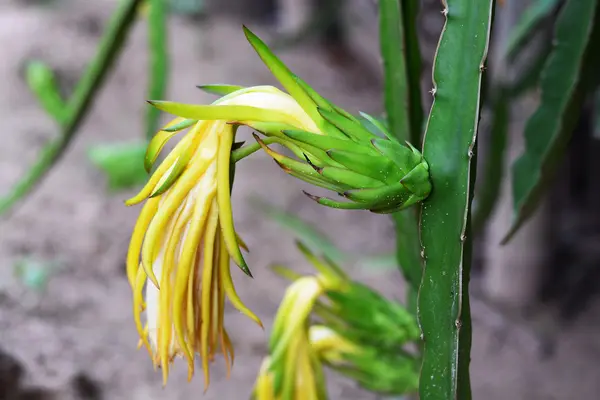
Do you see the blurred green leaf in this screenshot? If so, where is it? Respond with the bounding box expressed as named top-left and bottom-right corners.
top-left (251, 197), bottom-right (345, 263)
top-left (505, 0), bottom-right (560, 62)
top-left (418, 0), bottom-right (494, 398)
top-left (13, 257), bottom-right (63, 292)
top-left (507, 39), bottom-right (552, 98)
top-left (505, 0), bottom-right (600, 243)
top-left (87, 142), bottom-right (148, 191)
top-left (251, 198), bottom-right (399, 271)
top-left (25, 61), bottom-right (68, 124)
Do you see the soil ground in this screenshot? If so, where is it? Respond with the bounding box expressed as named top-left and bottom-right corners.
top-left (0, 1), bottom-right (599, 399)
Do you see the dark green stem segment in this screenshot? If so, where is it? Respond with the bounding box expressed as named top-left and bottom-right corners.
top-left (146, 0), bottom-right (169, 140)
top-left (378, 0), bottom-right (423, 304)
top-left (472, 89), bottom-right (509, 233)
top-left (418, 0), bottom-right (494, 399)
top-left (0, 0), bottom-right (143, 216)
top-left (402, 0), bottom-right (424, 146)
top-left (379, 0), bottom-right (411, 144)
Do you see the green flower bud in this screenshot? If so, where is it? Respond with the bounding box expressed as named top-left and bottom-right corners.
top-left (319, 281), bottom-right (421, 349)
top-left (310, 326), bottom-right (420, 396)
top-left (240, 27), bottom-right (431, 213)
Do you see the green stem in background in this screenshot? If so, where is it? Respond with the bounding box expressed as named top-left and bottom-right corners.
top-left (418, 0), bottom-right (494, 399)
top-left (378, 0), bottom-right (423, 314)
top-left (402, 0), bottom-right (424, 146)
top-left (146, 0), bottom-right (169, 140)
top-left (504, 0), bottom-right (600, 243)
top-left (379, 0), bottom-right (410, 143)
top-left (0, 0), bottom-right (143, 216)
top-left (472, 89), bottom-right (509, 234)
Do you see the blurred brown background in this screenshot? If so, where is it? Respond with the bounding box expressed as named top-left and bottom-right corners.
top-left (0, 0), bottom-right (599, 399)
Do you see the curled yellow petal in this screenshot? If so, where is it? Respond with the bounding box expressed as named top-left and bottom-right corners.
top-left (126, 197), bottom-right (159, 287)
top-left (145, 117), bottom-right (185, 172)
top-left (219, 233), bottom-right (263, 328)
top-left (125, 133), bottom-right (193, 206)
top-left (217, 124), bottom-right (251, 276)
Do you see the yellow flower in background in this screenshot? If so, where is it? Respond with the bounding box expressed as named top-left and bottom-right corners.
top-left (253, 243), bottom-right (421, 398)
top-left (252, 276), bottom-right (332, 400)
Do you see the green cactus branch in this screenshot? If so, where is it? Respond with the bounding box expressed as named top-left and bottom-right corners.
top-left (418, 1), bottom-right (494, 399)
top-left (0, 0), bottom-right (143, 216)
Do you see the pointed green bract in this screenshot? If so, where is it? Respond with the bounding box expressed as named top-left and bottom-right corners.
top-left (149, 149), bottom-right (194, 197)
top-left (326, 149), bottom-right (402, 183)
top-left (319, 167), bottom-right (385, 189)
top-left (308, 194), bottom-right (376, 210)
top-left (161, 118), bottom-right (196, 132)
top-left (148, 101), bottom-right (294, 125)
top-left (360, 112), bottom-right (397, 142)
top-left (400, 163), bottom-right (431, 198)
top-left (343, 182), bottom-right (409, 205)
top-left (144, 129), bottom-right (182, 172)
top-left (254, 135), bottom-right (348, 193)
top-left (282, 130), bottom-right (374, 155)
top-left (318, 108), bottom-right (376, 141)
top-left (370, 138), bottom-right (420, 174)
top-left (197, 84), bottom-right (245, 96)
top-left (243, 26), bottom-right (322, 125)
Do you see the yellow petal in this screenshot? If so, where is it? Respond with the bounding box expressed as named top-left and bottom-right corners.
top-left (216, 124), bottom-right (251, 276)
top-left (200, 198), bottom-right (220, 390)
top-left (126, 197), bottom-right (159, 287)
top-left (125, 133), bottom-right (193, 206)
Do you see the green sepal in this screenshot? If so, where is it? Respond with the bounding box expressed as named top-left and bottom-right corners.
top-left (359, 112), bottom-right (397, 142)
top-left (400, 162), bottom-right (432, 198)
top-left (144, 129), bottom-right (181, 172)
top-left (149, 147), bottom-right (194, 197)
top-left (343, 181), bottom-right (410, 205)
top-left (318, 166), bottom-right (385, 189)
top-left (147, 101), bottom-right (293, 125)
top-left (243, 26), bottom-right (322, 125)
top-left (293, 75), bottom-right (333, 112)
top-left (161, 118), bottom-right (196, 132)
top-left (370, 138), bottom-right (421, 174)
top-left (303, 191), bottom-right (377, 211)
top-left (318, 107), bottom-right (376, 141)
top-left (333, 105), bottom-right (362, 125)
top-left (196, 84), bottom-right (245, 96)
top-left (253, 134), bottom-right (348, 192)
top-left (282, 130), bottom-right (376, 155)
top-left (326, 149), bottom-right (402, 183)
